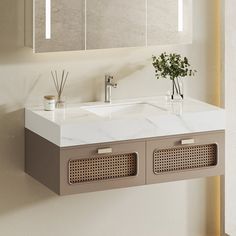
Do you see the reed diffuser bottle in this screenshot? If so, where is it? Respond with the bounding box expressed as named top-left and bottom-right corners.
top-left (51, 70), bottom-right (69, 109)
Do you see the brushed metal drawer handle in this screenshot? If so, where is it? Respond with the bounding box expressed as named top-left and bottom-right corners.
top-left (97, 148), bottom-right (113, 154)
top-left (181, 139), bottom-right (195, 145)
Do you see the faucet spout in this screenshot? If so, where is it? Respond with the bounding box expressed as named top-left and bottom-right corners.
top-left (104, 74), bottom-right (117, 103)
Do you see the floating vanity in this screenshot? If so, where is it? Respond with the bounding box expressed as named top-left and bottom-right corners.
top-left (25, 97), bottom-right (225, 196)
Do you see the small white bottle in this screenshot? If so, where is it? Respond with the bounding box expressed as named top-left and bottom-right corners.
top-left (44, 95), bottom-right (56, 111)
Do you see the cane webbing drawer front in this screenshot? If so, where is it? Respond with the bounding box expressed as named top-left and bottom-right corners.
top-left (61, 141), bottom-right (146, 195)
top-left (146, 132), bottom-right (225, 184)
top-left (68, 153), bottom-right (137, 184)
top-left (153, 144), bottom-right (217, 174)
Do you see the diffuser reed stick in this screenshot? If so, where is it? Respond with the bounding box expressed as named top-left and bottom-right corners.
top-left (51, 69), bottom-right (69, 108)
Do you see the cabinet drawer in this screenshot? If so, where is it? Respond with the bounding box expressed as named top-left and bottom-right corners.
top-left (60, 141), bottom-right (145, 195)
top-left (146, 131), bottom-right (225, 184)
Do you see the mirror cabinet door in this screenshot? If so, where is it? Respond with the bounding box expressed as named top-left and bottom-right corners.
top-left (147, 0), bottom-right (192, 46)
top-left (86, 0), bottom-right (146, 50)
top-left (34, 0), bottom-right (85, 53)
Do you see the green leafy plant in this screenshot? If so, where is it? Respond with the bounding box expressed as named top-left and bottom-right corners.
top-left (152, 52), bottom-right (197, 99)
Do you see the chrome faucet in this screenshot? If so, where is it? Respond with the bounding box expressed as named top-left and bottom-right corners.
top-left (104, 74), bottom-right (117, 103)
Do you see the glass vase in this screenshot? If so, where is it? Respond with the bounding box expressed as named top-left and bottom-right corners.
top-left (171, 77), bottom-right (184, 101)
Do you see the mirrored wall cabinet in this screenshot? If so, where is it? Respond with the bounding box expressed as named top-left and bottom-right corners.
top-left (25, 0), bottom-right (192, 53)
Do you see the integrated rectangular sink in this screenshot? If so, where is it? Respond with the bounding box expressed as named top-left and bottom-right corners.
top-left (81, 102), bottom-right (164, 117)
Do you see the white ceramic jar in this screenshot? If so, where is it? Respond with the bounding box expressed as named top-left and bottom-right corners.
top-left (44, 95), bottom-right (56, 111)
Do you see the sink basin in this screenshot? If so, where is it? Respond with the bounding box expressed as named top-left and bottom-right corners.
top-left (81, 102), bottom-right (164, 117)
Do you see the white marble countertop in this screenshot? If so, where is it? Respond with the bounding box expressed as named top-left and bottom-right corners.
top-left (25, 96), bottom-right (225, 147)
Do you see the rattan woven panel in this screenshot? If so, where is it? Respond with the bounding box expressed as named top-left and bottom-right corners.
top-left (68, 153), bottom-right (137, 184)
top-left (153, 144), bottom-right (217, 174)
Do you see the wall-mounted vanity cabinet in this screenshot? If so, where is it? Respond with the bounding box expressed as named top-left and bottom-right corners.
top-left (25, 0), bottom-right (192, 53)
top-left (25, 129), bottom-right (224, 195)
top-left (25, 97), bottom-right (225, 195)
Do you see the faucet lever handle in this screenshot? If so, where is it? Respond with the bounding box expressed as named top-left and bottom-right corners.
top-left (105, 74), bottom-right (114, 83)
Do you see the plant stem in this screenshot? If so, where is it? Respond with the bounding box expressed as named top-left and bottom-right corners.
top-left (176, 77), bottom-right (181, 94)
top-left (176, 77), bottom-right (184, 99)
top-left (173, 79), bottom-right (179, 94)
top-left (172, 79), bottom-right (175, 99)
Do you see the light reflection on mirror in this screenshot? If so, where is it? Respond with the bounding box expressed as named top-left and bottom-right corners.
top-left (178, 0), bottom-right (184, 32)
top-left (45, 0), bottom-right (51, 39)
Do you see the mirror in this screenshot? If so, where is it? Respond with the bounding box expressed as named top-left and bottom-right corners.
top-left (86, 0), bottom-right (146, 49)
top-left (26, 0), bottom-right (192, 52)
top-left (147, 0), bottom-right (192, 45)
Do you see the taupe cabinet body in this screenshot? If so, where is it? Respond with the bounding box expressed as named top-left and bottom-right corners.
top-left (25, 0), bottom-right (192, 53)
top-left (25, 129), bottom-right (225, 196)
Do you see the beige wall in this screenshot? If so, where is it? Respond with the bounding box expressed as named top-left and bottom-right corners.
top-left (0, 0), bottom-right (222, 236)
top-left (225, 0), bottom-right (236, 235)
